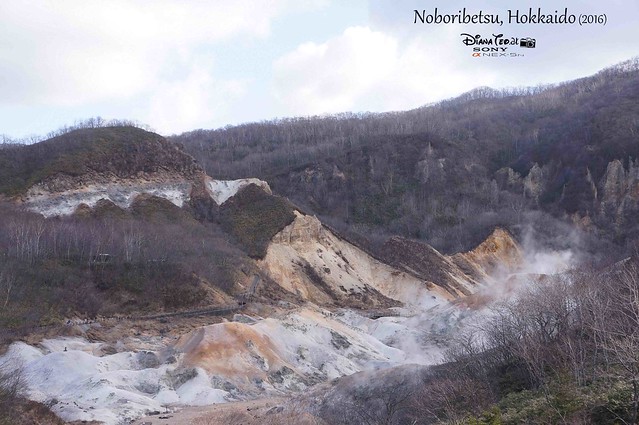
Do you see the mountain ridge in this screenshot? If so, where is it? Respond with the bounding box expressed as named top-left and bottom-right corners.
top-left (174, 57), bottom-right (639, 253)
top-left (0, 125), bottom-right (513, 333)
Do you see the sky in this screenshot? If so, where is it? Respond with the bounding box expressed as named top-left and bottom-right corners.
top-left (0, 0), bottom-right (638, 139)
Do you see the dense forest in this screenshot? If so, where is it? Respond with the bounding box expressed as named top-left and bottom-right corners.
top-left (173, 58), bottom-right (639, 254)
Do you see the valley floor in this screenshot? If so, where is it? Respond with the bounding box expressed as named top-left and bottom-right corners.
top-left (0, 225), bottom-right (577, 425)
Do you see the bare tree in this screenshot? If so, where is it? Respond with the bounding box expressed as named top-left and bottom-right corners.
top-left (587, 261), bottom-right (639, 424)
top-left (8, 218), bottom-right (46, 263)
top-left (0, 359), bottom-right (25, 420)
top-left (123, 223), bottom-right (144, 263)
top-left (0, 266), bottom-right (15, 309)
top-left (407, 373), bottom-right (494, 425)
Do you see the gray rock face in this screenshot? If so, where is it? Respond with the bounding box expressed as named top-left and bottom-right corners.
top-left (598, 159), bottom-right (639, 231)
top-left (523, 163), bottom-right (549, 204)
top-left (271, 213), bottom-right (325, 245)
top-left (494, 167), bottom-right (523, 192)
top-left (23, 176), bottom-right (194, 217)
top-left (136, 351), bottom-right (161, 369)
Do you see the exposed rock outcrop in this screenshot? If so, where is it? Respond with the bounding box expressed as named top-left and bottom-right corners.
top-left (523, 163), bottom-right (549, 203)
top-left (12, 127), bottom-right (208, 217)
top-left (494, 167), bottom-right (523, 192)
top-left (260, 212), bottom-right (452, 307)
top-left (23, 173), bottom-right (197, 217)
top-left (598, 159), bottom-right (639, 231)
top-left (206, 178), bottom-right (271, 205)
top-left (379, 228), bottom-right (522, 297)
top-left (452, 228), bottom-right (523, 283)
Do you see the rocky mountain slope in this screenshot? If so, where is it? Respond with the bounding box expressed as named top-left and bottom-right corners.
top-left (262, 214), bottom-right (522, 304)
top-left (0, 125), bottom-right (536, 424)
top-left (1, 126), bottom-right (520, 307)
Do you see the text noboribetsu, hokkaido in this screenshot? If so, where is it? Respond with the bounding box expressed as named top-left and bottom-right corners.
top-left (414, 8), bottom-right (577, 25)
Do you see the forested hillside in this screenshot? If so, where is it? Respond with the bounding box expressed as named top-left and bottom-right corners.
top-left (0, 126), bottom-right (270, 333)
top-left (174, 58), bottom-right (639, 254)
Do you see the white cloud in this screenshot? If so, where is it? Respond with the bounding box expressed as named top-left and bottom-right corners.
top-left (273, 27), bottom-right (397, 113)
top-left (145, 65), bottom-right (247, 134)
top-left (0, 1), bottom-right (284, 106)
top-left (272, 25), bottom-right (497, 115)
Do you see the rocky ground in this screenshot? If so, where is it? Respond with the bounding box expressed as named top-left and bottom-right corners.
top-left (131, 397), bottom-right (291, 425)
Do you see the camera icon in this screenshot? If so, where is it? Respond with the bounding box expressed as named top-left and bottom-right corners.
top-left (520, 37), bottom-right (536, 48)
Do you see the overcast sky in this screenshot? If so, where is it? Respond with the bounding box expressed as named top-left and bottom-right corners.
top-left (1, 0), bottom-right (637, 138)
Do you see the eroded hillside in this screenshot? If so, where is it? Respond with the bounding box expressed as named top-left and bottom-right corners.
top-left (0, 125), bottom-right (540, 425)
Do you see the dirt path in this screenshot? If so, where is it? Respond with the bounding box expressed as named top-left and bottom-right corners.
top-left (0, 300), bottom-right (248, 347)
top-left (132, 397), bottom-right (288, 425)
